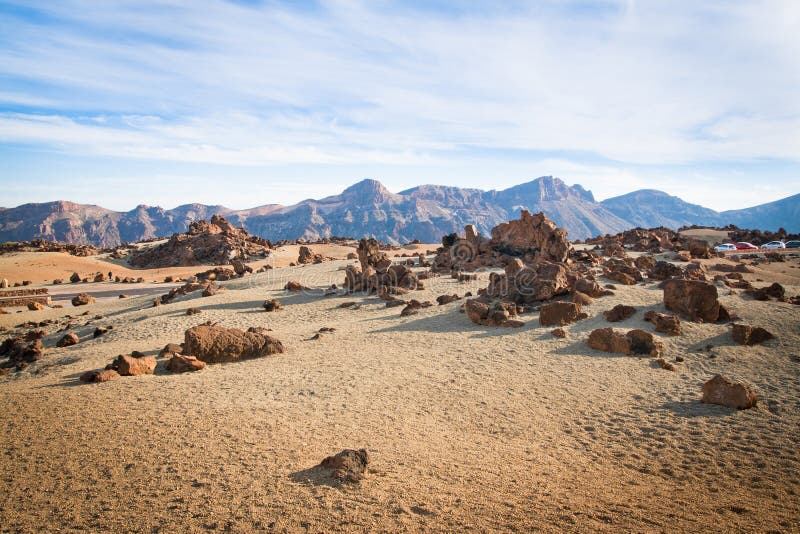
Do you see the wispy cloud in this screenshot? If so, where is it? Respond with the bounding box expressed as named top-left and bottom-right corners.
top-left (0, 0), bottom-right (798, 208)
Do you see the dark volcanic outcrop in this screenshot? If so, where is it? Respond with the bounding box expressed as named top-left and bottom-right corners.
top-left (128, 215), bottom-right (271, 268)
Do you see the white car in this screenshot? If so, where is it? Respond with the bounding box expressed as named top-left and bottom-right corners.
top-left (714, 243), bottom-right (737, 252)
top-left (761, 241), bottom-right (786, 249)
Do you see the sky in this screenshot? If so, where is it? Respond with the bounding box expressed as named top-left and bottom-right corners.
top-left (0, 0), bottom-right (798, 211)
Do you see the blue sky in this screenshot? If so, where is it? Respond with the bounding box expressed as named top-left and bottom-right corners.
top-left (0, 0), bottom-right (798, 211)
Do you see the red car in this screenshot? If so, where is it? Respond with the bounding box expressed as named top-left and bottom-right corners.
top-left (734, 242), bottom-right (758, 250)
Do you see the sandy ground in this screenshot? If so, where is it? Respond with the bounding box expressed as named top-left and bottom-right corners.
top-left (1, 253), bottom-right (799, 532)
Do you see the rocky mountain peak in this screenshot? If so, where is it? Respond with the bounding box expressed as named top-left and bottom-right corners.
top-left (341, 179), bottom-right (396, 204)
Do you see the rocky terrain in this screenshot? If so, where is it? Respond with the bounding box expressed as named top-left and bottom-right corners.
top-left (1, 212), bottom-right (799, 531)
top-left (2, 177), bottom-right (797, 246)
top-left (128, 215), bottom-right (272, 268)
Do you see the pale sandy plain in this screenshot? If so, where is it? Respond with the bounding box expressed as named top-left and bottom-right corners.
top-left (1, 246), bottom-right (799, 532)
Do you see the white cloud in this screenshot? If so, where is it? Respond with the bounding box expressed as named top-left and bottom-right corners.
top-left (0, 0), bottom-right (798, 206)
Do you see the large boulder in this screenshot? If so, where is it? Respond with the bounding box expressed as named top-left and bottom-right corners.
top-left (587, 328), bottom-right (662, 356)
top-left (662, 279), bottom-right (726, 322)
top-left (701, 375), bottom-right (757, 409)
top-left (539, 302), bottom-right (584, 326)
top-left (183, 324), bottom-right (285, 363)
top-left (489, 210), bottom-right (570, 262)
top-left (71, 293), bottom-right (95, 306)
top-left (731, 324), bottom-right (774, 346)
top-left (486, 261), bottom-right (569, 304)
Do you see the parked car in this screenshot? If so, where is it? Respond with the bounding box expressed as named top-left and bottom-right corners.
top-left (714, 243), bottom-right (737, 252)
top-left (761, 241), bottom-right (786, 249)
top-left (785, 240), bottom-right (800, 249)
top-left (734, 242), bottom-right (758, 250)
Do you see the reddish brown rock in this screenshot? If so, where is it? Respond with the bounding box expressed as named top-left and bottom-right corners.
top-left (183, 324), bottom-right (285, 363)
top-left (701, 375), bottom-right (757, 409)
top-left (489, 210), bottom-right (569, 262)
top-left (129, 215), bottom-right (270, 268)
top-left (357, 238), bottom-right (389, 271)
top-left (80, 369), bottom-right (120, 383)
top-left (572, 291), bottom-right (593, 306)
top-left (748, 282), bottom-right (785, 301)
top-left (114, 354), bottom-right (157, 376)
top-left (263, 299), bottom-right (281, 312)
top-left (486, 261), bottom-right (570, 304)
top-left (574, 277), bottom-right (603, 298)
top-left (687, 239), bottom-right (712, 259)
top-left (26, 302), bottom-right (46, 311)
top-left (662, 279), bottom-right (725, 322)
top-left (465, 299), bottom-right (520, 327)
top-left (56, 333), bottom-right (79, 347)
top-left (539, 302), bottom-right (584, 327)
top-left (436, 294), bottom-right (461, 305)
top-left (71, 293), bottom-right (95, 306)
top-left (648, 261), bottom-right (683, 281)
top-left (603, 304), bottom-right (636, 323)
top-left (643, 311), bottom-right (682, 335)
top-left (400, 299), bottom-right (432, 316)
top-left (165, 354), bottom-right (206, 373)
top-left (587, 328), bottom-right (662, 356)
top-left (634, 255), bottom-right (657, 270)
top-left (284, 281), bottom-right (309, 291)
top-left (731, 324), bottom-right (774, 346)
top-left (551, 328), bottom-right (567, 338)
top-left (318, 449), bottom-right (369, 483)
top-left (158, 343), bottom-right (184, 358)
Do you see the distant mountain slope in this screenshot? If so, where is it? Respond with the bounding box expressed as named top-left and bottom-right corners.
top-left (0, 177), bottom-right (797, 245)
top-left (600, 190), bottom-right (722, 230)
top-left (720, 193), bottom-right (800, 233)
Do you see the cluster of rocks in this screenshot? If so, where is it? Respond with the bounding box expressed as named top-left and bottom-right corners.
top-left (0, 239), bottom-right (99, 257)
top-left (343, 238), bottom-right (421, 294)
top-left (433, 210), bottom-right (570, 273)
top-left (129, 215), bottom-right (271, 268)
top-left (80, 323), bottom-right (285, 382)
top-left (0, 335), bottom-right (44, 374)
top-left (297, 246), bottom-right (331, 265)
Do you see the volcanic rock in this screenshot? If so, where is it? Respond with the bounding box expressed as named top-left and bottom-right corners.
top-left (489, 210), bottom-right (569, 262)
top-left (603, 304), bottom-right (636, 322)
top-left (318, 449), bottom-right (369, 483)
top-left (662, 279), bottom-right (726, 322)
top-left (587, 328), bottom-right (662, 356)
top-left (183, 324), bottom-right (285, 363)
top-left (80, 369), bottom-right (120, 383)
top-left (71, 293), bottom-right (95, 306)
top-left (643, 311), bottom-right (682, 335)
top-left (701, 375), bottom-right (757, 409)
top-left (165, 354), bottom-right (206, 373)
top-left (731, 324), bottom-right (775, 346)
top-left (539, 302), bottom-right (584, 326)
top-left (56, 333), bottom-right (80, 347)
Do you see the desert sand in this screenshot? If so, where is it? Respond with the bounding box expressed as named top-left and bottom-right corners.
top-left (1, 251), bottom-right (799, 532)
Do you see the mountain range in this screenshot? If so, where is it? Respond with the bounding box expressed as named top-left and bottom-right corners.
top-left (0, 176), bottom-right (797, 246)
